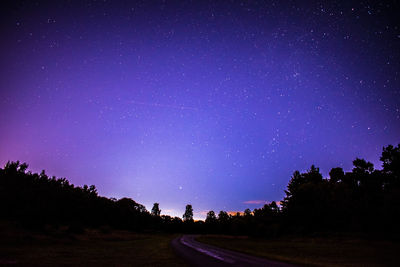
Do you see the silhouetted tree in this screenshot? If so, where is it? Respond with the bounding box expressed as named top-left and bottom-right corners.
top-left (329, 167), bottom-right (344, 183)
top-left (217, 210), bottom-right (230, 233)
top-left (281, 170), bottom-right (302, 210)
top-left (183, 204), bottom-right (193, 222)
top-left (218, 211), bottom-right (229, 223)
top-left (205, 210), bottom-right (217, 223)
top-left (244, 208), bottom-right (252, 217)
top-left (282, 165), bottom-right (330, 232)
top-left (353, 158), bottom-right (374, 174)
top-left (269, 201), bottom-right (279, 212)
top-left (151, 203), bottom-right (161, 216)
top-left (381, 144), bottom-right (400, 184)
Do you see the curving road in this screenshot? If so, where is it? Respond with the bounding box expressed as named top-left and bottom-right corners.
top-left (171, 235), bottom-right (296, 267)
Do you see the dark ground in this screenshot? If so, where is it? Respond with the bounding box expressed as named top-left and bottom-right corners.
top-left (2, 220), bottom-right (399, 267)
top-left (172, 235), bottom-right (296, 267)
top-left (0, 221), bottom-right (186, 266)
top-left (197, 234), bottom-right (400, 266)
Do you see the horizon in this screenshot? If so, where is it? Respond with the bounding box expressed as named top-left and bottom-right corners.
top-left (0, 150), bottom-right (389, 221)
top-left (1, 1), bottom-right (399, 221)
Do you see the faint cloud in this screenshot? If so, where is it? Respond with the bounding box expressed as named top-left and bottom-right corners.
top-left (194, 210), bottom-right (209, 216)
top-left (243, 200), bottom-right (267, 205)
top-left (243, 200), bottom-right (281, 206)
top-left (163, 209), bottom-right (174, 213)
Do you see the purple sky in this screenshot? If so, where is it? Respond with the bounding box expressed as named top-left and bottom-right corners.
top-left (1, 0), bottom-right (399, 220)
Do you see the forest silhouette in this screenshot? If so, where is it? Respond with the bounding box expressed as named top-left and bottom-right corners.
top-left (1, 144), bottom-right (399, 236)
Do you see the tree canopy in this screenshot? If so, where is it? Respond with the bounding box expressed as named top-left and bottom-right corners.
top-left (183, 204), bottom-right (194, 222)
top-left (1, 144), bottom-right (399, 236)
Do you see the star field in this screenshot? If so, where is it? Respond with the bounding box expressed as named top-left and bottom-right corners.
top-left (0, 0), bottom-right (399, 219)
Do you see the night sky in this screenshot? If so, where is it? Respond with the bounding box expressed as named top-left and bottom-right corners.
top-left (1, 0), bottom-right (399, 220)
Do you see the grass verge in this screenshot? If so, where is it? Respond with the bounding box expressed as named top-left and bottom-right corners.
top-left (197, 234), bottom-right (399, 266)
top-left (0, 222), bottom-right (187, 266)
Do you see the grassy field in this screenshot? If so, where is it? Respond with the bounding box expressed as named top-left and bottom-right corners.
top-left (197, 234), bottom-right (400, 266)
top-left (0, 223), bottom-right (187, 266)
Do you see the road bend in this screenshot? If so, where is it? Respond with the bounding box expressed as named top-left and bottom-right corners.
top-left (171, 235), bottom-right (296, 267)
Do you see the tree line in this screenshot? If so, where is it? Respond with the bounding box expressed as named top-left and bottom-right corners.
top-left (200, 144), bottom-right (400, 236)
top-left (0, 144), bottom-right (399, 235)
top-left (0, 161), bottom-right (153, 231)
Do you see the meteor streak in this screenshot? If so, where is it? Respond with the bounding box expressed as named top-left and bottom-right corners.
top-left (129, 100), bottom-right (198, 111)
